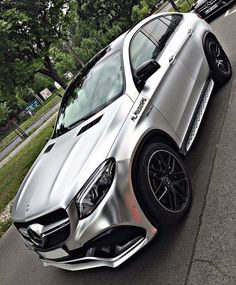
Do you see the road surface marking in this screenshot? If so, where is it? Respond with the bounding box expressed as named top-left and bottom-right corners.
top-left (225, 7), bottom-right (236, 17)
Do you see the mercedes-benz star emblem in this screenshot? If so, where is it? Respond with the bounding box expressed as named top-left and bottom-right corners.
top-left (27, 224), bottom-right (45, 246)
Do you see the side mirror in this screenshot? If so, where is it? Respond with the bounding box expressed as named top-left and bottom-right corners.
top-left (135, 59), bottom-right (160, 84)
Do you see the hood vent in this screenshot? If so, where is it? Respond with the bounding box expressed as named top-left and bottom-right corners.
top-left (77, 115), bottom-right (103, 136)
top-left (44, 143), bottom-right (55, 154)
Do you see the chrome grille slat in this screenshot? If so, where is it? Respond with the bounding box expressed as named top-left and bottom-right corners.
top-left (43, 219), bottom-right (70, 237)
top-left (197, 0), bottom-right (218, 12)
top-left (15, 208), bottom-right (70, 250)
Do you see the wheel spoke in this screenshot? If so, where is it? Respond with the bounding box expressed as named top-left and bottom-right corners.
top-left (150, 164), bottom-right (162, 174)
top-left (217, 59), bottom-right (229, 73)
top-left (170, 185), bottom-right (186, 202)
top-left (172, 169), bottom-right (184, 176)
top-left (167, 153), bottom-right (172, 168)
top-left (171, 188), bottom-right (178, 210)
top-left (169, 157), bottom-right (176, 175)
top-left (167, 187), bottom-right (174, 210)
top-left (158, 186), bottom-right (167, 200)
top-left (158, 152), bottom-right (167, 170)
top-left (154, 181), bottom-right (164, 194)
top-left (173, 177), bottom-right (187, 185)
top-left (209, 42), bottom-right (220, 58)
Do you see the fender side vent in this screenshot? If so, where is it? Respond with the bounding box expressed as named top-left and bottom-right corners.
top-left (44, 143), bottom-right (55, 153)
top-left (77, 115), bottom-right (103, 136)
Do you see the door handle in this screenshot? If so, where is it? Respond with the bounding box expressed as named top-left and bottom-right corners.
top-left (188, 29), bottom-right (193, 37)
top-left (169, 55), bottom-right (176, 66)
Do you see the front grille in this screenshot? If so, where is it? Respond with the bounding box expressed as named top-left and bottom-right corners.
top-left (196, 0), bottom-right (219, 14)
top-left (14, 208), bottom-right (70, 250)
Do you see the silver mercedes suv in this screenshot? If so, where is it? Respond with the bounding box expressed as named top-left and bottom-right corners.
top-left (12, 12), bottom-right (231, 271)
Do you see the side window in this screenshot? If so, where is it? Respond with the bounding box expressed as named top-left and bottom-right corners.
top-left (130, 31), bottom-right (158, 70)
top-left (130, 15), bottom-right (182, 71)
top-left (143, 14), bottom-right (182, 48)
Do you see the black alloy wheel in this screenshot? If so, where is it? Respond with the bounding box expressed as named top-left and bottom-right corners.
top-left (205, 35), bottom-right (232, 86)
top-left (136, 143), bottom-right (192, 227)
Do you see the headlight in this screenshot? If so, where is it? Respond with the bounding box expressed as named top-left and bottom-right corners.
top-left (75, 158), bottom-right (115, 219)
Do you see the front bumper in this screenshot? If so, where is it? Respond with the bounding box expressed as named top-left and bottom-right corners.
top-left (16, 160), bottom-right (157, 270)
top-left (195, 0), bottom-right (235, 20)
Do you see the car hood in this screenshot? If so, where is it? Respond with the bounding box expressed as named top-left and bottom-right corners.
top-left (12, 94), bottom-right (133, 222)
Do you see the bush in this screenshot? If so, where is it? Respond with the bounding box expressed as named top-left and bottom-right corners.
top-left (0, 102), bottom-right (11, 126)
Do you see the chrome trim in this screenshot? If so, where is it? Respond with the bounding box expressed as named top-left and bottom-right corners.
top-left (186, 79), bottom-right (214, 151)
top-left (43, 236), bottom-right (147, 271)
top-left (18, 217), bottom-right (70, 247)
top-left (43, 218), bottom-right (70, 236)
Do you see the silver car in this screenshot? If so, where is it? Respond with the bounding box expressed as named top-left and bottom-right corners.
top-left (12, 12), bottom-right (231, 271)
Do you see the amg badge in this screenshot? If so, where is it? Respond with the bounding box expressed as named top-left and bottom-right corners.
top-left (131, 97), bottom-right (147, 121)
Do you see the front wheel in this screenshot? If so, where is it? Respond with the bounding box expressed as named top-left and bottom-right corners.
top-left (136, 143), bottom-right (192, 227)
top-left (205, 35), bottom-right (232, 86)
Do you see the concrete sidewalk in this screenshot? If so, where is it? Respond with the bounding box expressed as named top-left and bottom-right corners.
top-left (186, 79), bottom-right (236, 284)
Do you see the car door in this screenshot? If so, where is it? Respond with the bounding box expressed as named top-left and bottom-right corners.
top-left (129, 14), bottom-right (207, 141)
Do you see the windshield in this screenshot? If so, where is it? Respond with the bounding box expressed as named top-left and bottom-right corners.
top-left (54, 52), bottom-right (124, 137)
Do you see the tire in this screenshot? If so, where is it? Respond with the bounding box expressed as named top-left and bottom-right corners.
top-left (135, 143), bottom-right (192, 227)
top-left (205, 35), bottom-right (232, 86)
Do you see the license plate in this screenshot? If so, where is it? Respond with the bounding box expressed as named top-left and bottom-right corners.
top-left (205, 3), bottom-right (218, 14)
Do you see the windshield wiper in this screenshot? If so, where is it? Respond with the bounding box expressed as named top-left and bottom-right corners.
top-left (55, 125), bottom-right (70, 137)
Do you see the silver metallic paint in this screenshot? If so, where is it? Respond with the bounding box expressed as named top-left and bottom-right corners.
top-left (12, 12), bottom-right (216, 270)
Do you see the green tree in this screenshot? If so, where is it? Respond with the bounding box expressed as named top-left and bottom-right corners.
top-left (0, 0), bottom-right (79, 91)
top-left (132, 1), bottom-right (150, 22)
top-left (77, 0), bottom-right (139, 30)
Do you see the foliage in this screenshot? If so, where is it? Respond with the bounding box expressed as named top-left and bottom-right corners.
top-left (0, 103), bottom-right (11, 125)
top-left (168, 0), bottom-right (195, 12)
top-left (0, 0), bottom-right (77, 93)
top-left (32, 74), bottom-right (55, 94)
top-left (77, 0), bottom-right (139, 30)
top-left (50, 47), bottom-right (78, 78)
top-left (132, 1), bottom-right (151, 22)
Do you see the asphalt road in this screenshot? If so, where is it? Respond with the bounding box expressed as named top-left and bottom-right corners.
top-left (1, 8), bottom-right (236, 285)
top-left (0, 102), bottom-right (60, 160)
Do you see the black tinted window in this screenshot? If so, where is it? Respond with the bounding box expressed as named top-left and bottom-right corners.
top-left (130, 15), bottom-right (182, 71)
top-left (143, 14), bottom-right (182, 48)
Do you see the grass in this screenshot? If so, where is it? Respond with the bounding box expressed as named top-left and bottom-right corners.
top-left (0, 220), bottom-right (12, 238)
top-left (0, 94), bottom-right (61, 153)
top-left (169, 0), bottom-right (196, 12)
top-left (0, 119), bottom-right (55, 214)
top-left (20, 93), bottom-right (61, 130)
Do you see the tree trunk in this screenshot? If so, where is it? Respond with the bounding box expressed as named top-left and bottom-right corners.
top-left (65, 42), bottom-right (85, 67)
top-left (169, 0), bottom-right (180, 12)
top-left (38, 68), bottom-right (67, 90)
top-left (39, 56), bottom-right (67, 89)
